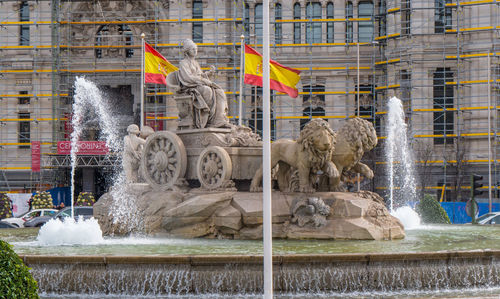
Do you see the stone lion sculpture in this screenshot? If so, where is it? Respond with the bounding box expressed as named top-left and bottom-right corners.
top-left (250, 119), bottom-right (339, 193)
top-left (326, 117), bottom-right (378, 191)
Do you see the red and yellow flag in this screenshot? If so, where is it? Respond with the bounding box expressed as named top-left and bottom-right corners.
top-left (243, 45), bottom-right (301, 98)
top-left (144, 42), bottom-right (178, 85)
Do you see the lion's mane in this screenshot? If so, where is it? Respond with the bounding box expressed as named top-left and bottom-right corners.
top-left (297, 119), bottom-right (336, 172)
top-left (337, 117), bottom-right (378, 163)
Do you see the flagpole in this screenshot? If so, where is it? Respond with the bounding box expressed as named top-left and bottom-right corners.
top-left (239, 34), bottom-right (245, 126)
top-left (356, 42), bottom-right (360, 192)
top-left (140, 33), bottom-right (145, 129)
top-left (488, 53), bottom-right (492, 212)
top-left (262, 0), bottom-right (273, 298)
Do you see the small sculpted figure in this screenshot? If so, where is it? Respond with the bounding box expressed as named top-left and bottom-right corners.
top-left (327, 117), bottom-right (378, 190)
top-left (250, 119), bottom-right (339, 193)
top-left (123, 124), bottom-right (146, 183)
top-left (168, 39), bottom-right (230, 129)
top-left (291, 197), bottom-right (331, 227)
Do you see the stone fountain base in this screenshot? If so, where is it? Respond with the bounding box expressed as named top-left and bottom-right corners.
top-left (94, 185), bottom-right (404, 240)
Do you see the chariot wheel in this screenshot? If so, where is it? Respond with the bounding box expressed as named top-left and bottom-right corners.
top-left (141, 131), bottom-right (187, 189)
top-left (196, 146), bottom-right (232, 190)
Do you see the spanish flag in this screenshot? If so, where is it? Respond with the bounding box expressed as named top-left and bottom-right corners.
top-left (144, 43), bottom-right (178, 85)
top-left (244, 45), bottom-right (301, 98)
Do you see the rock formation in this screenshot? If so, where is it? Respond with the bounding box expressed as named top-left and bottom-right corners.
top-left (94, 190), bottom-right (404, 240)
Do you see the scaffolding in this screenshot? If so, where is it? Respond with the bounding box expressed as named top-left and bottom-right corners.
top-left (0, 0), bottom-right (498, 202)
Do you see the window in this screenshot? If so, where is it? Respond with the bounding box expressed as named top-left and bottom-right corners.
top-left (249, 108), bottom-right (276, 140)
top-left (19, 2), bottom-right (29, 46)
top-left (401, 70), bottom-right (411, 102)
top-left (301, 85), bottom-right (325, 130)
top-left (249, 87), bottom-right (276, 140)
top-left (123, 25), bottom-right (134, 58)
top-left (275, 3), bottom-right (282, 44)
top-left (294, 3), bottom-right (301, 43)
top-left (435, 0), bottom-right (452, 33)
top-left (18, 91), bottom-right (30, 105)
top-left (346, 2), bottom-right (353, 43)
top-left (192, 1), bottom-right (203, 43)
top-left (58, 210), bottom-right (71, 217)
top-left (76, 207), bottom-right (94, 216)
top-left (489, 215), bottom-right (500, 224)
top-left (326, 2), bottom-right (334, 43)
top-left (306, 2), bottom-right (322, 43)
top-left (95, 25), bottom-right (134, 58)
top-left (19, 112), bottom-right (30, 148)
top-left (244, 3), bottom-right (250, 43)
top-left (378, 0), bottom-right (387, 37)
top-left (355, 85), bottom-right (374, 123)
top-left (433, 68), bottom-right (454, 145)
top-left (45, 211), bottom-right (57, 216)
top-left (255, 4), bottom-right (263, 44)
top-left (358, 1), bottom-right (373, 42)
top-left (401, 0), bottom-right (411, 35)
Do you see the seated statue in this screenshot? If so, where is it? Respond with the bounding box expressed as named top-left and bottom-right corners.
top-left (167, 39), bottom-right (231, 129)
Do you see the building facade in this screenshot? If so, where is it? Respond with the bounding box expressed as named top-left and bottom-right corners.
top-left (0, 0), bottom-right (499, 201)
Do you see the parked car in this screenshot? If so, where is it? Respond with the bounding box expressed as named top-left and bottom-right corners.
top-left (0, 221), bottom-right (17, 229)
top-left (2, 209), bottom-right (58, 228)
top-left (475, 212), bottom-right (500, 225)
top-left (24, 206), bottom-right (94, 228)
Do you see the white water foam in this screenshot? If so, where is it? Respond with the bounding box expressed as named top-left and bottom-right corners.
top-left (391, 206), bottom-right (421, 230)
top-left (385, 97), bottom-right (418, 213)
top-left (36, 217), bottom-right (104, 246)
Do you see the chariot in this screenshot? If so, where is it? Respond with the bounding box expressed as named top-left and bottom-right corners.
top-left (141, 126), bottom-right (263, 191)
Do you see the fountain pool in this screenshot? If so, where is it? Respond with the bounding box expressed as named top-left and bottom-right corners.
top-left (4, 225), bottom-right (500, 298)
top-left (5, 225), bottom-right (500, 256)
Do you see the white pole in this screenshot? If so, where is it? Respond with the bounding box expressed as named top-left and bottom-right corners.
top-left (488, 53), bottom-right (492, 212)
top-left (356, 42), bottom-right (360, 192)
top-left (140, 33), bottom-right (145, 129)
top-left (262, 0), bottom-right (273, 298)
top-left (239, 34), bottom-right (245, 126)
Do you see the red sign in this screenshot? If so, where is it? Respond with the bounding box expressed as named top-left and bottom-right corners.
top-left (31, 141), bottom-right (41, 172)
top-left (63, 113), bottom-right (73, 139)
top-left (57, 141), bottom-right (109, 155)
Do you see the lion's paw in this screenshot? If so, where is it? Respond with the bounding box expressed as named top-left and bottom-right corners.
top-left (299, 186), bottom-right (316, 193)
top-left (363, 168), bottom-right (374, 180)
top-left (249, 185), bottom-right (263, 192)
top-left (324, 162), bottom-right (340, 179)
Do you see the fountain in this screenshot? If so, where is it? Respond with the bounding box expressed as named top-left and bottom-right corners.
top-left (385, 97), bottom-right (421, 228)
top-left (5, 68), bottom-right (500, 298)
top-left (37, 77), bottom-right (123, 244)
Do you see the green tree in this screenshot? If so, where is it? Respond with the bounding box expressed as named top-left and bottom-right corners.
top-left (416, 194), bottom-right (451, 224)
top-left (0, 193), bottom-right (13, 219)
top-left (0, 240), bottom-right (39, 298)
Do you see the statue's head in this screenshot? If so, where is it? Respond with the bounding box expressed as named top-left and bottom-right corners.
top-left (182, 39), bottom-right (197, 56)
top-left (127, 124), bottom-right (140, 135)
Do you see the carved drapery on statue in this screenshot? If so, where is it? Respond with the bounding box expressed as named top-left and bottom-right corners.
top-left (167, 39), bottom-right (230, 129)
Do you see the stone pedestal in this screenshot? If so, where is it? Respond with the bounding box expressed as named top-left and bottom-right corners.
top-left (94, 189), bottom-right (405, 240)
